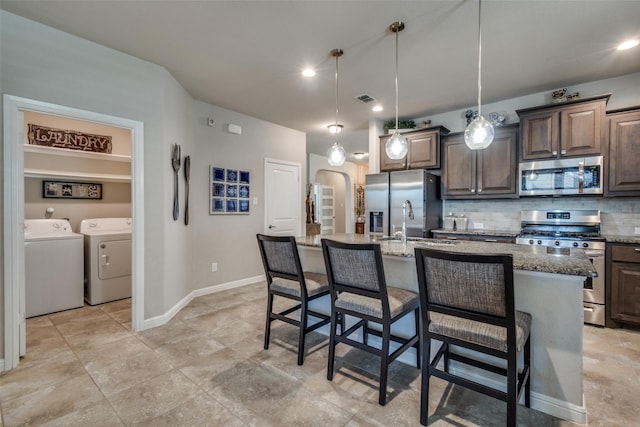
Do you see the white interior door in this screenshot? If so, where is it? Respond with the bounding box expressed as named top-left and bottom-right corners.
top-left (315, 185), bottom-right (335, 235)
top-left (264, 158), bottom-right (301, 236)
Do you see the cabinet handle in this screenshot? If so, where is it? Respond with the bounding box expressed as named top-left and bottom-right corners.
top-left (561, 150), bottom-right (567, 155)
top-left (484, 239), bottom-right (498, 242)
top-left (552, 151), bottom-right (558, 155)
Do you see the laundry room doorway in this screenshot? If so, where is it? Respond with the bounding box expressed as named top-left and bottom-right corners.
top-left (3, 95), bottom-right (145, 371)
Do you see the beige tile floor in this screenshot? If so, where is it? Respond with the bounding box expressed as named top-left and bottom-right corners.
top-left (1, 282), bottom-right (639, 426)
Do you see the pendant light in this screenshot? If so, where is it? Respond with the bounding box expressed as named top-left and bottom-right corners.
top-left (385, 21), bottom-right (409, 160)
top-left (327, 48), bottom-right (346, 166)
top-left (464, 0), bottom-right (494, 150)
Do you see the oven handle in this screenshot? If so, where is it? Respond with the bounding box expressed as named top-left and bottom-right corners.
top-left (584, 249), bottom-right (604, 258)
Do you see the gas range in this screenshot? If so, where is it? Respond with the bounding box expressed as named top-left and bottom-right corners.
top-left (515, 210), bottom-right (605, 250)
top-left (515, 209), bottom-right (606, 325)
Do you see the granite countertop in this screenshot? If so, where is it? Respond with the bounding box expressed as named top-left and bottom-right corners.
top-left (603, 234), bottom-right (640, 244)
top-left (297, 233), bottom-right (597, 278)
top-left (431, 229), bottom-right (520, 237)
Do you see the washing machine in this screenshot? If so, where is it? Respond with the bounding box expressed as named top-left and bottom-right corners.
top-left (24, 219), bottom-right (84, 317)
top-left (80, 217), bottom-right (132, 305)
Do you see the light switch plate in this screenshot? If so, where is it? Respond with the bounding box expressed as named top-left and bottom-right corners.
top-left (635, 227), bottom-right (640, 235)
top-left (207, 117), bottom-right (215, 127)
top-left (475, 222), bottom-right (484, 229)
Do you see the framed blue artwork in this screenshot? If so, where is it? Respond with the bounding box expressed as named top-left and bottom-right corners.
top-left (209, 165), bottom-right (250, 215)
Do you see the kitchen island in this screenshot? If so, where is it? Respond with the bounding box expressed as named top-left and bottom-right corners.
top-left (296, 234), bottom-right (595, 424)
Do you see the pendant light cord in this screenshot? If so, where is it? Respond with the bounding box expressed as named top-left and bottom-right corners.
top-left (395, 27), bottom-right (399, 130)
top-left (477, 0), bottom-right (483, 117)
top-left (335, 53), bottom-right (339, 129)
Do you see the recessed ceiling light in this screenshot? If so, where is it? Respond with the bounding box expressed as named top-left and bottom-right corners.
top-left (617, 39), bottom-right (639, 50)
top-left (372, 105), bottom-right (383, 112)
top-left (302, 68), bottom-right (316, 77)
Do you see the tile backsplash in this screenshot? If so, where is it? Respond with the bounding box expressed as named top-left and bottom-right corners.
top-left (444, 197), bottom-right (640, 236)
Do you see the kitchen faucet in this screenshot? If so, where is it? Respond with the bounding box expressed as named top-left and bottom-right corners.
top-left (401, 200), bottom-right (414, 244)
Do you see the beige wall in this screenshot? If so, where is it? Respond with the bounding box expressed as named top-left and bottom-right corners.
top-left (24, 178), bottom-right (131, 231)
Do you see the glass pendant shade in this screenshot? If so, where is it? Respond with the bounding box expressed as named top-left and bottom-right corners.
top-left (464, 115), bottom-right (494, 150)
top-left (385, 131), bottom-right (409, 159)
top-left (327, 141), bottom-right (346, 166)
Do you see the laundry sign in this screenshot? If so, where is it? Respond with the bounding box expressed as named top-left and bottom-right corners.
top-left (27, 124), bottom-right (112, 154)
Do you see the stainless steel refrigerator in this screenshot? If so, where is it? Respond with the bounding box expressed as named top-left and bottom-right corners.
top-left (365, 170), bottom-right (442, 238)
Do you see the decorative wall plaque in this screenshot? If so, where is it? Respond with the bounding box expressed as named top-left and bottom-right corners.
top-left (28, 124), bottom-right (113, 154)
top-left (42, 180), bottom-right (102, 199)
top-left (209, 166), bottom-right (250, 215)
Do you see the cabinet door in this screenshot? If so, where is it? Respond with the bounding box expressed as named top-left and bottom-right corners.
top-left (407, 129), bottom-right (439, 169)
top-left (560, 100), bottom-right (605, 157)
top-left (379, 135), bottom-right (406, 171)
top-left (477, 126), bottom-right (518, 196)
top-left (611, 261), bottom-right (640, 325)
top-left (520, 110), bottom-right (559, 160)
top-left (608, 109), bottom-right (640, 195)
top-left (442, 134), bottom-right (476, 197)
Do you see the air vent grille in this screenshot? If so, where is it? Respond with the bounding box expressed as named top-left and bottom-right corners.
top-left (355, 94), bottom-right (376, 104)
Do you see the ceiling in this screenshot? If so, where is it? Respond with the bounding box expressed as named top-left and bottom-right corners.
top-left (2, 1), bottom-right (639, 164)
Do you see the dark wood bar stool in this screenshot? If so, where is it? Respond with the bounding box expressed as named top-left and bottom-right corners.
top-left (321, 238), bottom-right (421, 405)
top-left (414, 247), bottom-right (531, 426)
top-left (256, 234), bottom-right (331, 365)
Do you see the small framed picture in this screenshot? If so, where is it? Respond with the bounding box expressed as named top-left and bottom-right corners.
top-left (209, 166), bottom-right (250, 215)
top-left (43, 180), bottom-right (102, 199)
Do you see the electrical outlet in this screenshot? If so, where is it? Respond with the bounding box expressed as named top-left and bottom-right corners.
top-left (211, 262), bottom-right (218, 272)
top-left (635, 227), bottom-right (640, 235)
top-left (475, 222), bottom-right (484, 229)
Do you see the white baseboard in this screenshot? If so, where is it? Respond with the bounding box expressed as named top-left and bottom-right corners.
top-left (140, 275), bottom-right (265, 330)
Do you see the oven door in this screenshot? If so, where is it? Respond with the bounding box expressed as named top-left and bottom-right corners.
top-left (583, 249), bottom-right (605, 326)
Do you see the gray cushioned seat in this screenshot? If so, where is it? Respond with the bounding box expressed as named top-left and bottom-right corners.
top-left (270, 272), bottom-right (329, 297)
top-left (428, 310), bottom-right (531, 353)
top-left (335, 287), bottom-right (419, 319)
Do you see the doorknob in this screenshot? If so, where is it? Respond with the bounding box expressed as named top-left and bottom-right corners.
top-left (268, 224), bottom-right (275, 229)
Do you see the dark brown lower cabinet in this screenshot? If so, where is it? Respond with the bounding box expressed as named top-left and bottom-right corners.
top-left (608, 243), bottom-right (640, 326)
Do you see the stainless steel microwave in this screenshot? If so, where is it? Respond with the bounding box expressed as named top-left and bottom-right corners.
top-left (519, 156), bottom-right (603, 196)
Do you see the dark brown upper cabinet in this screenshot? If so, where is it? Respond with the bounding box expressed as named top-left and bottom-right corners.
top-left (606, 107), bottom-right (640, 196)
top-left (516, 94), bottom-right (610, 161)
top-left (379, 126), bottom-right (449, 172)
top-left (442, 124), bottom-right (519, 199)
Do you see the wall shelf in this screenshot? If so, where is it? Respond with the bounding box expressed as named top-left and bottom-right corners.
top-left (24, 144), bottom-right (131, 163)
top-left (24, 168), bottom-right (131, 183)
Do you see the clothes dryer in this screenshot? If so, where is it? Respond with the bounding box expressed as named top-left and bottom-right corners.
top-left (24, 219), bottom-right (84, 317)
top-left (79, 218), bottom-right (132, 305)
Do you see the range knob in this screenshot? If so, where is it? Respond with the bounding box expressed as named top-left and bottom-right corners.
top-left (537, 240), bottom-right (542, 245)
top-left (555, 241), bottom-right (560, 246)
top-left (583, 242), bottom-right (589, 248)
top-left (573, 242), bottom-right (579, 247)
top-left (528, 239), bottom-right (534, 245)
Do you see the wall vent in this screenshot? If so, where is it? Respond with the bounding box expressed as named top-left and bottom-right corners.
top-left (355, 94), bottom-right (376, 104)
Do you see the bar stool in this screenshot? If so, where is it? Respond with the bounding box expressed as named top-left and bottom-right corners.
top-left (321, 238), bottom-right (421, 405)
top-left (414, 247), bottom-right (531, 427)
top-left (256, 234), bottom-right (331, 365)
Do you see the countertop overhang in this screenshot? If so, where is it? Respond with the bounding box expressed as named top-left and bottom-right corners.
top-left (297, 233), bottom-right (597, 278)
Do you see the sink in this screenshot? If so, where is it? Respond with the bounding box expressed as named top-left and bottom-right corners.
top-left (373, 236), bottom-right (424, 242)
